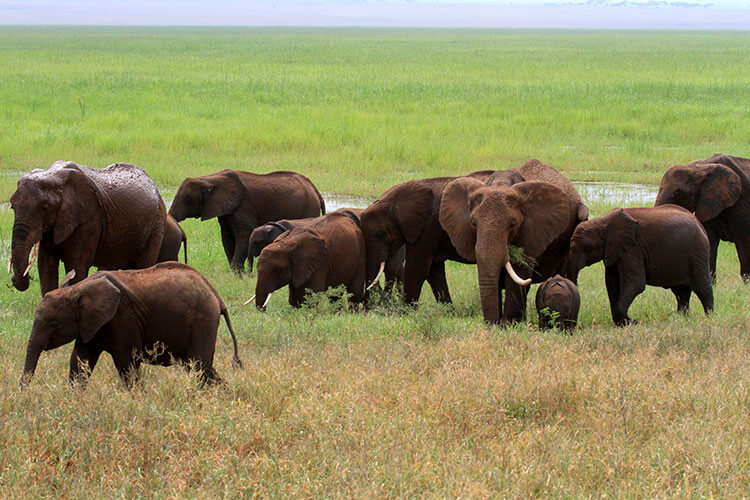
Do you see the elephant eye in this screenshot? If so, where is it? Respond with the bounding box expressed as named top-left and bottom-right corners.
top-left (470, 217), bottom-right (477, 228)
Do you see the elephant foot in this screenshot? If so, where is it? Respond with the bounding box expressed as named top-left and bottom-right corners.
top-left (614, 317), bottom-right (637, 327)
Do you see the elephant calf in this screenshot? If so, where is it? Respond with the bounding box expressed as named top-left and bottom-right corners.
top-left (567, 205), bottom-right (713, 326)
top-left (249, 212), bottom-right (366, 309)
top-left (21, 263), bottom-right (242, 387)
top-left (535, 275), bottom-right (580, 332)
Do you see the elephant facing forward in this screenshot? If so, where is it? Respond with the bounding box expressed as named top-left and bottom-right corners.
top-left (654, 154), bottom-right (750, 282)
top-left (440, 179), bottom-right (584, 324)
top-left (169, 170), bottom-right (325, 273)
top-left (250, 212), bottom-right (366, 309)
top-left (10, 161), bottom-right (166, 295)
top-left (566, 205), bottom-right (713, 326)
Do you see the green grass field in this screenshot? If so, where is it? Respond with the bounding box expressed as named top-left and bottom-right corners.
top-left (0, 27), bottom-right (749, 497)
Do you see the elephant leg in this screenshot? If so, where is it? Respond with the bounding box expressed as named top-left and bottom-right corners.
top-left (288, 285), bottom-right (306, 308)
top-left (112, 352), bottom-right (141, 389)
top-left (502, 280), bottom-right (529, 323)
top-left (604, 267), bottom-right (622, 324)
top-left (402, 250), bottom-right (430, 305)
top-left (426, 260), bottom-right (452, 304)
top-left (706, 228), bottom-right (719, 283)
top-left (671, 286), bottom-right (692, 314)
top-left (736, 238), bottom-right (750, 283)
top-left (690, 264), bottom-right (714, 315)
top-left (612, 263), bottom-right (645, 326)
top-left (230, 231), bottom-right (251, 273)
top-left (218, 217), bottom-right (236, 267)
top-left (68, 339), bottom-right (103, 386)
top-left (37, 245), bottom-right (59, 296)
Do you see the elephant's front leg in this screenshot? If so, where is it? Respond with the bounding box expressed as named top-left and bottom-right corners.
top-left (426, 260), bottom-right (452, 304)
top-left (111, 351), bottom-right (142, 389)
top-left (37, 244), bottom-right (60, 296)
top-left (502, 277), bottom-right (529, 323)
top-left (611, 261), bottom-right (646, 326)
top-left (230, 230), bottom-right (251, 274)
top-left (402, 249), bottom-right (430, 305)
top-left (69, 338), bottom-right (103, 387)
top-left (218, 217), bottom-right (236, 268)
top-left (671, 286), bottom-right (692, 314)
top-left (705, 227), bottom-right (720, 283)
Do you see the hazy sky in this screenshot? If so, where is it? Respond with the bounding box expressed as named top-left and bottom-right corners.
top-left (1, 0), bottom-right (749, 28)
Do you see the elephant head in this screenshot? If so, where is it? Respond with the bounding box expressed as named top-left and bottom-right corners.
top-left (360, 180), bottom-right (434, 285)
top-left (252, 229), bottom-right (327, 310)
top-left (566, 208), bottom-right (640, 284)
top-left (249, 222), bottom-right (291, 261)
top-left (21, 271), bottom-right (120, 386)
top-left (9, 162), bottom-right (95, 291)
top-left (655, 162), bottom-right (745, 222)
top-left (439, 178), bottom-right (575, 324)
top-left (485, 169), bottom-right (525, 187)
top-left (169, 170), bottom-right (245, 222)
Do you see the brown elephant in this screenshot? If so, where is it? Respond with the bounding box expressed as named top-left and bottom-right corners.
top-left (9, 161), bottom-right (167, 296)
top-left (566, 205), bottom-right (713, 326)
top-left (248, 208), bottom-right (405, 292)
top-left (20, 263), bottom-right (242, 388)
top-left (440, 179), bottom-right (584, 324)
top-left (654, 154), bottom-right (750, 282)
top-left (157, 215), bottom-right (188, 264)
top-left (360, 170), bottom-right (494, 306)
top-left (535, 275), bottom-right (580, 332)
top-left (169, 170), bottom-right (326, 273)
top-left (249, 212), bottom-right (366, 309)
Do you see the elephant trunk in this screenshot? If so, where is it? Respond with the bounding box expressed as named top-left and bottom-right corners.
top-left (476, 239), bottom-right (506, 324)
top-left (21, 324), bottom-right (45, 386)
top-left (11, 222), bottom-right (40, 291)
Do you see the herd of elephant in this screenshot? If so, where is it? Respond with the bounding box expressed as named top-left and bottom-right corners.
top-left (8, 154), bottom-right (749, 387)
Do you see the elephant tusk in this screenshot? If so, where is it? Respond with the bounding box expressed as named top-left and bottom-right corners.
top-left (7, 253), bottom-right (11, 274)
top-left (366, 261), bottom-right (386, 291)
top-left (243, 294), bottom-right (256, 306)
top-left (505, 261), bottom-right (531, 286)
top-left (23, 242), bottom-right (40, 277)
top-left (261, 293), bottom-right (272, 308)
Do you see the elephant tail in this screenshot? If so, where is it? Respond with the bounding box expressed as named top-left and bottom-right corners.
top-left (314, 185), bottom-right (326, 215)
top-left (220, 304), bottom-right (242, 368)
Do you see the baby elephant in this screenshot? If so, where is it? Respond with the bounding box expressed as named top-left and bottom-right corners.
top-left (567, 205), bottom-right (713, 326)
top-left (21, 262), bottom-right (242, 387)
top-left (248, 218), bottom-right (315, 272)
top-left (249, 212), bottom-right (366, 309)
top-left (535, 275), bottom-right (580, 331)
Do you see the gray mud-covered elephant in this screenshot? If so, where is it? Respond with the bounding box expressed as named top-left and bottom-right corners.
top-left (20, 263), bottom-right (242, 388)
top-left (654, 154), bottom-right (750, 282)
top-left (9, 161), bottom-right (167, 296)
top-left (169, 170), bottom-right (325, 273)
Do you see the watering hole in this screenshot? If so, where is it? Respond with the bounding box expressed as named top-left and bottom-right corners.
top-left (324, 182), bottom-right (659, 212)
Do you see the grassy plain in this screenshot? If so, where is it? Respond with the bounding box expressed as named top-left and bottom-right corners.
top-left (0, 28), bottom-right (749, 497)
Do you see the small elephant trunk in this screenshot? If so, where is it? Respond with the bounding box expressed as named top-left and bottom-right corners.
top-left (21, 326), bottom-right (44, 386)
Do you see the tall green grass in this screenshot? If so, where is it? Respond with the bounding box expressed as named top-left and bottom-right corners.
top-left (0, 28), bottom-right (749, 497)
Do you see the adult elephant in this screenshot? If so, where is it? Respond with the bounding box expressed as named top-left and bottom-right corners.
top-left (9, 161), bottom-right (166, 296)
top-left (440, 179), bottom-right (584, 324)
top-left (169, 170), bottom-right (326, 272)
top-left (654, 154), bottom-right (750, 282)
top-left (360, 170), bottom-right (494, 305)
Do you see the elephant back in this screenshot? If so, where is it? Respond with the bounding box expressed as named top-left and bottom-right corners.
top-left (512, 159), bottom-right (582, 205)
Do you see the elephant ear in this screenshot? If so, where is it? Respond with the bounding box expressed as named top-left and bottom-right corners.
top-left (577, 202), bottom-right (590, 222)
top-left (201, 172), bottom-right (244, 220)
top-left (76, 276), bottom-right (121, 343)
top-left (694, 165), bottom-right (742, 222)
top-left (439, 177), bottom-right (486, 261)
top-left (289, 232), bottom-right (328, 288)
top-left (54, 168), bottom-right (95, 245)
top-left (603, 209), bottom-right (640, 266)
top-left (513, 181), bottom-right (573, 259)
top-left (388, 181), bottom-right (434, 244)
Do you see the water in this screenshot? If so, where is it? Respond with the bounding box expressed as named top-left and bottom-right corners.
top-left (323, 181), bottom-right (659, 212)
